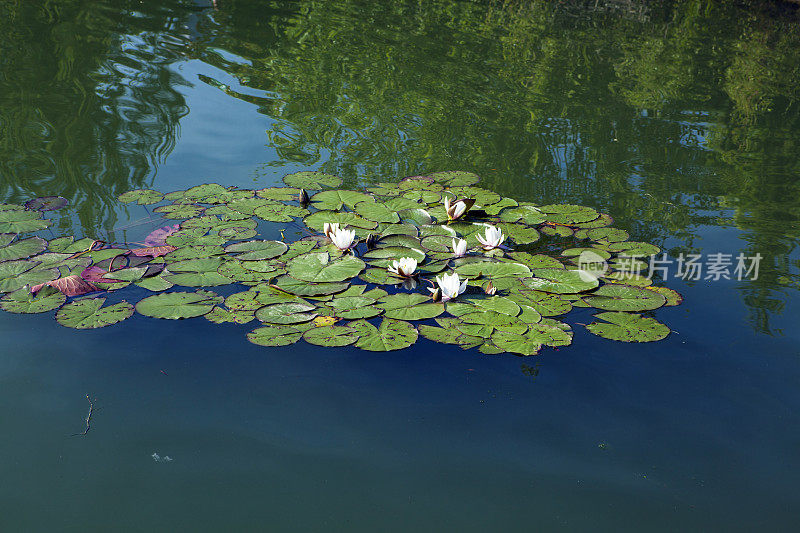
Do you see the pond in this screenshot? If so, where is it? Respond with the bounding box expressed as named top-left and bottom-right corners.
top-left (1, 0), bottom-right (799, 530)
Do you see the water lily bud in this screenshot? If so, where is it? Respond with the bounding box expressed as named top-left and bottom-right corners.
top-left (483, 281), bottom-right (497, 295)
top-left (298, 188), bottom-right (309, 205)
top-left (365, 233), bottom-right (377, 250)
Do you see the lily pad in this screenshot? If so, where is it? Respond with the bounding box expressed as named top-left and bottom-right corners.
top-left (225, 240), bottom-right (288, 260)
top-left (287, 252), bottom-right (365, 283)
top-left (607, 241), bottom-right (661, 257)
top-left (377, 293), bottom-right (444, 320)
top-left (304, 210), bottom-right (378, 231)
top-left (136, 290), bottom-right (222, 319)
top-left (351, 318), bottom-right (418, 351)
top-left (354, 201), bottom-right (400, 223)
top-left (0, 236), bottom-right (47, 261)
top-left (56, 298), bottom-right (134, 329)
top-left (0, 209), bottom-right (50, 233)
top-left (539, 204), bottom-right (599, 225)
top-left (283, 171), bottom-right (342, 189)
top-left (455, 261), bottom-right (531, 279)
top-left (255, 302), bottom-right (317, 324)
top-left (118, 189), bottom-right (164, 205)
top-left (247, 325), bottom-right (305, 347)
top-left (0, 286), bottom-right (66, 314)
top-left (311, 190), bottom-right (374, 211)
top-left (586, 312), bottom-right (670, 342)
top-left (303, 325), bottom-right (359, 347)
top-left (272, 275), bottom-right (348, 296)
top-left (523, 269), bottom-right (599, 294)
top-left (584, 284), bottom-right (667, 312)
top-left (0, 260), bottom-right (59, 293)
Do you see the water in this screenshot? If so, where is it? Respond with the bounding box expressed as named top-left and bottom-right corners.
top-left (1, 1), bottom-right (800, 530)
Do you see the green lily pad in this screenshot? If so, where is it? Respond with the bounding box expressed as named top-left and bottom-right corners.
top-left (0, 260), bottom-right (59, 293)
top-left (135, 275), bottom-right (174, 292)
top-left (646, 286), bottom-right (683, 306)
top-left (499, 205), bottom-right (546, 225)
top-left (0, 286), bottom-right (66, 314)
top-left (272, 275), bottom-right (348, 296)
top-left (136, 290), bottom-right (222, 319)
top-left (0, 236), bottom-right (47, 261)
top-left (539, 204), bottom-right (599, 225)
top-left (311, 190), bottom-right (374, 211)
top-left (523, 269), bottom-right (599, 294)
top-left (350, 318), bottom-right (418, 351)
top-left (303, 325), bottom-right (359, 347)
top-left (204, 306), bottom-right (255, 324)
top-left (507, 288), bottom-right (572, 317)
top-left (247, 325), bottom-right (305, 347)
top-left (0, 209), bottom-right (50, 233)
top-left (287, 252), bottom-right (365, 283)
top-left (283, 171), bottom-right (342, 189)
top-left (304, 211), bottom-right (378, 232)
top-left (500, 223), bottom-right (540, 244)
top-left (583, 284), bottom-right (667, 311)
top-left (484, 197), bottom-right (518, 215)
top-left (253, 203), bottom-right (309, 222)
top-left (586, 312), bottom-right (670, 342)
top-left (256, 187), bottom-right (302, 201)
top-left (118, 189), bottom-right (164, 205)
top-left (56, 298), bottom-right (134, 329)
top-left (329, 295), bottom-right (382, 319)
top-left (455, 261), bottom-right (531, 279)
top-left (607, 241), bottom-right (661, 257)
top-left (255, 302), bottom-right (317, 324)
top-left (225, 240), bottom-right (288, 260)
top-left (354, 201), bottom-right (400, 223)
top-left (377, 293), bottom-right (444, 320)
top-left (218, 226), bottom-right (258, 240)
top-left (418, 324), bottom-right (467, 344)
top-left (153, 203), bottom-right (204, 220)
top-left (587, 228), bottom-right (629, 243)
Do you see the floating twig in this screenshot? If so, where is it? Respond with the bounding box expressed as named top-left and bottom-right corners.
top-left (72, 395), bottom-right (97, 437)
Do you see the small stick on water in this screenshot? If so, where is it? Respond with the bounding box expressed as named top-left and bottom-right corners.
top-left (73, 395), bottom-right (97, 437)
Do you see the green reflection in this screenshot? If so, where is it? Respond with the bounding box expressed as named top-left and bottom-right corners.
top-left (197, 0), bottom-right (800, 333)
top-left (0, 0), bottom-right (194, 236)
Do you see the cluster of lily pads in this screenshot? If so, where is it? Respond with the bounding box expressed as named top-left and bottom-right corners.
top-left (0, 171), bottom-right (681, 355)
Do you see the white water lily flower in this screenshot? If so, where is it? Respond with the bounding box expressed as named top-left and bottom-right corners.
top-left (443, 196), bottom-right (470, 221)
top-left (476, 225), bottom-right (505, 250)
top-left (452, 238), bottom-right (467, 258)
top-left (329, 226), bottom-right (356, 251)
top-left (323, 222), bottom-right (340, 239)
top-left (429, 272), bottom-right (468, 302)
top-left (388, 257), bottom-right (417, 277)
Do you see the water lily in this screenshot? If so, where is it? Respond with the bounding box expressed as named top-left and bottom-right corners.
top-left (429, 272), bottom-right (468, 302)
top-left (452, 238), bottom-right (467, 258)
top-left (476, 225), bottom-right (505, 250)
top-left (329, 226), bottom-right (356, 251)
top-left (443, 196), bottom-right (474, 221)
top-left (323, 222), bottom-right (340, 239)
top-left (388, 257), bottom-right (417, 277)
